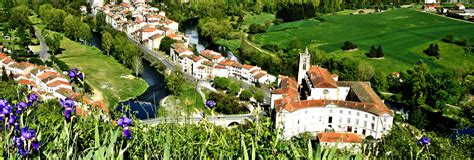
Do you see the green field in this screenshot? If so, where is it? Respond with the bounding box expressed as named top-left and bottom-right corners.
top-left (242, 12), bottom-right (275, 26)
top-left (255, 9), bottom-right (474, 73)
top-left (58, 38), bottom-right (148, 108)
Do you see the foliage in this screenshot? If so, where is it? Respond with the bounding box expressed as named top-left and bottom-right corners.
top-left (341, 40), bottom-right (357, 50)
top-left (254, 91), bottom-right (265, 103)
top-left (159, 36), bottom-right (177, 54)
top-left (63, 14), bottom-right (92, 43)
top-left (423, 43), bottom-right (440, 58)
top-left (248, 23), bottom-right (268, 34)
top-left (275, 3), bottom-right (317, 22)
top-left (366, 45), bottom-right (384, 58)
top-left (239, 89), bottom-right (253, 101)
top-left (101, 31), bottom-right (113, 55)
top-left (441, 34), bottom-right (454, 44)
top-left (409, 107), bottom-right (430, 130)
top-left (51, 56), bottom-right (70, 71)
top-left (44, 32), bottom-right (63, 54)
top-left (214, 77), bottom-right (231, 90)
top-left (39, 4), bottom-right (67, 32)
top-left (8, 5), bottom-right (31, 29)
top-left (228, 82), bottom-right (240, 95)
top-left (198, 17), bottom-right (233, 41)
top-left (131, 55), bottom-right (144, 77)
top-left (208, 92), bottom-right (248, 114)
top-left (0, 80), bottom-right (20, 101)
top-left (165, 71), bottom-right (186, 96)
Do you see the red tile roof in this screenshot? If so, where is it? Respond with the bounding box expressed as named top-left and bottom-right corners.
top-left (218, 59), bottom-right (241, 68)
top-left (37, 71), bottom-right (58, 80)
top-left (18, 79), bottom-right (37, 87)
top-left (272, 75), bottom-right (299, 101)
top-left (242, 64), bottom-right (254, 70)
top-left (317, 132), bottom-right (361, 143)
top-left (47, 80), bottom-right (71, 87)
top-left (214, 65), bottom-right (226, 69)
top-left (141, 27), bottom-right (156, 32)
top-left (2, 57), bottom-right (13, 64)
top-left (255, 72), bottom-right (267, 79)
top-left (307, 66), bottom-right (337, 88)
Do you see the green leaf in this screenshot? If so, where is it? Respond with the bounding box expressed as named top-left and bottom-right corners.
top-left (308, 139), bottom-right (313, 160)
top-left (241, 137), bottom-right (249, 160)
top-left (94, 122), bottom-right (100, 148)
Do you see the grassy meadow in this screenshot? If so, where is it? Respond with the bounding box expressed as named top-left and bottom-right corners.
top-left (255, 9), bottom-right (474, 73)
top-left (58, 37), bottom-right (148, 108)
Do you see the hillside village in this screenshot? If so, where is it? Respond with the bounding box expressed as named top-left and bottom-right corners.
top-left (93, 0), bottom-right (276, 85)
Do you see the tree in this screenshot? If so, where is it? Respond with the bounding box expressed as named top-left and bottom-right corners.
top-left (8, 5), bottom-right (31, 29)
top-left (356, 62), bottom-right (375, 81)
top-left (442, 34), bottom-right (454, 43)
top-left (376, 45), bottom-right (384, 57)
top-left (45, 33), bottom-right (62, 54)
top-left (254, 91), bottom-right (265, 104)
top-left (289, 39), bottom-right (302, 49)
top-left (101, 31), bottom-right (113, 55)
top-left (214, 77), bottom-right (231, 90)
top-left (78, 22), bottom-right (92, 43)
top-left (63, 15), bottom-right (80, 40)
top-left (341, 41), bottom-right (357, 50)
top-left (131, 56), bottom-right (144, 77)
top-left (165, 71), bottom-right (185, 96)
top-left (366, 45), bottom-right (383, 58)
top-left (370, 70), bottom-right (388, 94)
top-left (227, 82), bottom-right (240, 95)
top-left (159, 36), bottom-right (177, 55)
top-left (239, 90), bottom-right (253, 101)
top-left (1, 66), bottom-right (8, 81)
top-left (423, 43), bottom-right (440, 58)
top-left (198, 18), bottom-right (232, 41)
top-left (409, 107), bottom-right (429, 129)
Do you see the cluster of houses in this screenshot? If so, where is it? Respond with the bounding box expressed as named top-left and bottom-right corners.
top-left (271, 49), bottom-right (394, 150)
top-left (170, 43), bottom-right (276, 84)
top-left (93, 0), bottom-right (189, 51)
top-left (423, 2), bottom-right (474, 21)
top-left (0, 48), bottom-right (107, 113)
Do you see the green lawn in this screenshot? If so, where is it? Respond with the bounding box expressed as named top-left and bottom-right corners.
top-left (255, 9), bottom-right (474, 73)
top-left (58, 38), bottom-right (148, 108)
top-left (242, 12), bottom-right (275, 26)
top-left (215, 39), bottom-right (241, 53)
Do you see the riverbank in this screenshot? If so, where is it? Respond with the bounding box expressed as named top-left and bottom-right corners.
top-left (58, 36), bottom-right (148, 108)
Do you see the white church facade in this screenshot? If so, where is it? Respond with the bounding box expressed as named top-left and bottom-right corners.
top-left (271, 48), bottom-right (394, 142)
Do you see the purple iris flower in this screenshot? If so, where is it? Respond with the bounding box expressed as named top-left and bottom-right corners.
top-left (117, 117), bottom-right (132, 127)
top-left (63, 107), bottom-right (74, 122)
top-left (0, 114), bottom-right (4, 121)
top-left (18, 147), bottom-right (30, 156)
top-left (15, 102), bottom-right (28, 114)
top-left (77, 72), bottom-right (84, 81)
top-left (0, 99), bottom-right (8, 108)
top-left (418, 136), bottom-right (431, 146)
top-left (2, 105), bottom-right (12, 114)
top-left (205, 100), bottom-right (216, 108)
top-left (122, 126), bottom-right (133, 139)
top-left (27, 93), bottom-right (38, 103)
top-left (12, 136), bottom-right (23, 147)
top-left (14, 122), bottom-right (19, 130)
top-left (32, 140), bottom-right (40, 151)
top-left (68, 68), bottom-right (78, 79)
top-left (60, 98), bottom-right (75, 108)
top-left (20, 126), bottom-right (37, 140)
top-left (8, 115), bottom-right (17, 125)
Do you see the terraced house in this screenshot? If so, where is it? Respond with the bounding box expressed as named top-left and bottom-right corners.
top-left (271, 49), bottom-right (394, 149)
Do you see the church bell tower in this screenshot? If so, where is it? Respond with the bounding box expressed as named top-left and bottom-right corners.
top-left (297, 47), bottom-right (311, 85)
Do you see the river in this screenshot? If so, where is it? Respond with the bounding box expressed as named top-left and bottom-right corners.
top-left (92, 32), bottom-right (170, 119)
top-left (90, 20), bottom-right (238, 119)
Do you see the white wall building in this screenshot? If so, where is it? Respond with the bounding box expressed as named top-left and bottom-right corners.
top-left (272, 51), bottom-right (394, 141)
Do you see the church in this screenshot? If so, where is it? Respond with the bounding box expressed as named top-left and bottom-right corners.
top-left (271, 48), bottom-right (394, 143)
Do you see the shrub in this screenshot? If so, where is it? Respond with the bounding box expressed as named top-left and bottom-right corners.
top-left (442, 34), bottom-right (454, 43)
top-left (423, 43), bottom-right (440, 58)
top-left (27, 57), bottom-right (44, 65)
top-left (341, 41), bottom-right (357, 50)
top-left (214, 77), bottom-right (230, 90)
top-left (239, 89), bottom-right (253, 101)
top-left (248, 23), bottom-right (267, 34)
top-left (261, 44), bottom-right (280, 52)
top-left (366, 45), bottom-right (384, 58)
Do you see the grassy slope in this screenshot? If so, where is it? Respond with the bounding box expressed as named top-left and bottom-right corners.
top-left (255, 9), bottom-right (474, 73)
top-left (58, 38), bottom-right (148, 108)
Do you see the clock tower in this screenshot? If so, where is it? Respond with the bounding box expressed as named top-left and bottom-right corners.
top-left (297, 47), bottom-right (311, 85)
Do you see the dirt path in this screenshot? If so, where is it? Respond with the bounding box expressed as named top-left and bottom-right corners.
top-left (243, 34), bottom-right (277, 58)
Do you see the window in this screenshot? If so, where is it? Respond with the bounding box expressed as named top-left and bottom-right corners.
top-left (347, 126), bottom-right (353, 132)
top-left (347, 118), bottom-right (351, 124)
top-left (372, 116), bottom-right (376, 121)
top-left (329, 110), bottom-right (333, 113)
top-left (297, 120), bottom-right (300, 124)
top-left (339, 110), bottom-right (343, 114)
top-left (365, 114), bottom-right (368, 118)
top-left (354, 128), bottom-right (358, 133)
top-left (384, 118), bottom-right (387, 122)
top-left (328, 117), bottom-right (333, 123)
top-left (323, 89), bottom-right (329, 94)
top-left (356, 119), bottom-right (359, 125)
top-left (357, 112), bottom-right (360, 116)
top-left (305, 111), bottom-right (308, 114)
top-left (339, 117), bottom-right (342, 123)
top-left (362, 129), bottom-right (366, 135)
top-left (348, 111), bottom-right (351, 115)
top-left (364, 121), bottom-right (367, 128)
top-left (371, 123), bottom-right (375, 130)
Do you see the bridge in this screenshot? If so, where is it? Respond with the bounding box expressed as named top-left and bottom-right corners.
top-left (141, 113), bottom-right (262, 127)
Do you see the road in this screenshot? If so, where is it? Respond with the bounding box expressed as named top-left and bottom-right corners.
top-left (34, 28), bottom-right (50, 61)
